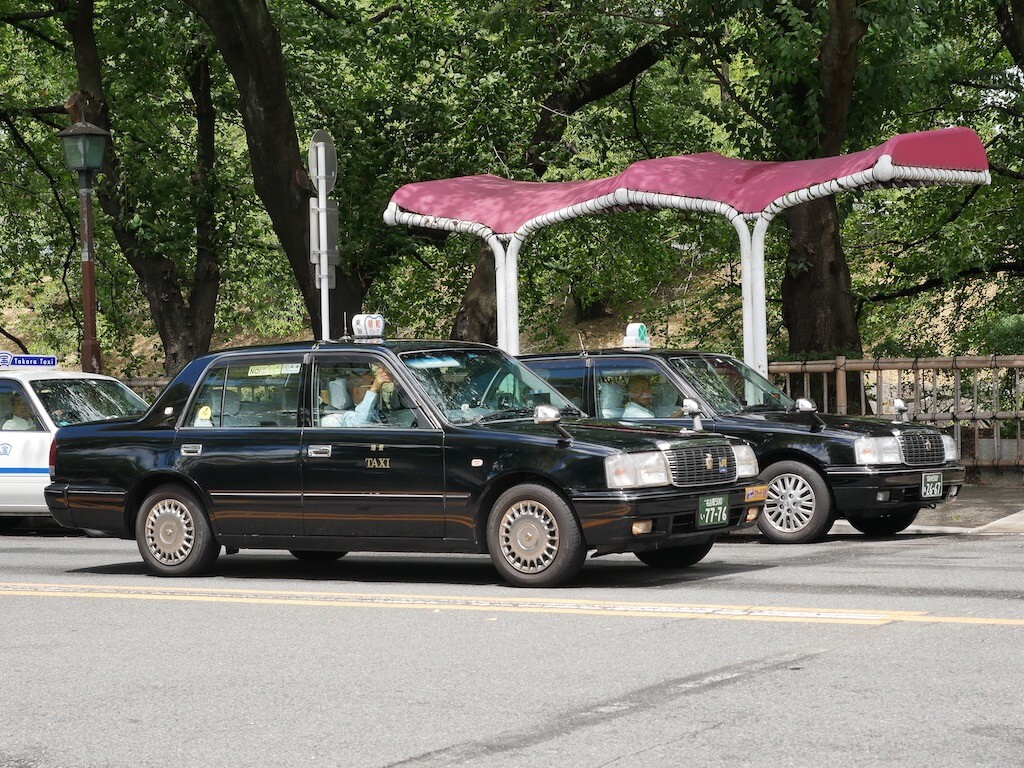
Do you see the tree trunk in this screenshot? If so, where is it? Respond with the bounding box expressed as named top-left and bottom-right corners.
top-left (781, 197), bottom-right (862, 356)
top-left (60, 0), bottom-right (222, 375)
top-left (778, 0), bottom-right (867, 361)
top-left (451, 247), bottom-right (497, 344)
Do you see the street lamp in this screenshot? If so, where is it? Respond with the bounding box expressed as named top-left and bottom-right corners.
top-left (57, 120), bottom-right (109, 373)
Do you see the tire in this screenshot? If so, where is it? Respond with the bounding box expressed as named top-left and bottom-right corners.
top-left (135, 485), bottom-right (220, 576)
top-left (758, 461), bottom-right (834, 544)
top-left (486, 483), bottom-right (585, 587)
top-left (846, 508), bottom-right (920, 537)
top-left (289, 550), bottom-right (347, 563)
top-left (635, 539), bottom-right (715, 569)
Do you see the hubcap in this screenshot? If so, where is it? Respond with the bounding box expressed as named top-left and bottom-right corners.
top-left (764, 473), bottom-right (816, 532)
top-left (498, 500), bottom-right (559, 574)
top-left (144, 498), bottom-right (196, 565)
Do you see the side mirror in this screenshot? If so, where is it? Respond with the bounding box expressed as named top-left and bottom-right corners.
top-left (681, 398), bottom-right (703, 432)
top-left (893, 397), bottom-right (909, 422)
top-left (795, 398), bottom-right (817, 413)
top-left (534, 404), bottom-right (571, 440)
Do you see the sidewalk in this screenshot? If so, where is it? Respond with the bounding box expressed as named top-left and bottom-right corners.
top-left (894, 482), bottom-right (1024, 534)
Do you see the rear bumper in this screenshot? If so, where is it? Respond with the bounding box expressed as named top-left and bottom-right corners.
top-left (572, 482), bottom-right (766, 554)
top-left (825, 464), bottom-right (965, 516)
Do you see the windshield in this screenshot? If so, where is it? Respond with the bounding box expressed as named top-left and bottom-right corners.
top-left (30, 378), bottom-right (149, 426)
top-left (670, 354), bottom-right (794, 415)
top-left (400, 348), bottom-right (577, 424)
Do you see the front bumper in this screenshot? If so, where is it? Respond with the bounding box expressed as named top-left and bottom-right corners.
top-left (571, 482), bottom-right (767, 555)
top-left (825, 464), bottom-right (965, 516)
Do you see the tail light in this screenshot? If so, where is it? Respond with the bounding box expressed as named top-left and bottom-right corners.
top-left (49, 439), bottom-right (57, 480)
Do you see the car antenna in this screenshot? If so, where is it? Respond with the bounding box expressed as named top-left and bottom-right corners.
top-left (577, 331), bottom-right (589, 358)
top-left (339, 312), bottom-right (352, 342)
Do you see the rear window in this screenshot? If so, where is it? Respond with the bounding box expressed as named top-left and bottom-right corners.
top-left (30, 378), bottom-right (149, 426)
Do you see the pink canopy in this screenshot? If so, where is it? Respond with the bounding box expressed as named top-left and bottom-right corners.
top-left (385, 125), bottom-right (989, 367)
top-left (388, 127), bottom-right (989, 236)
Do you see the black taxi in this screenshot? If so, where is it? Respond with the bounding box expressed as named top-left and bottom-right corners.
top-left (522, 329), bottom-right (964, 544)
top-left (45, 332), bottom-right (766, 586)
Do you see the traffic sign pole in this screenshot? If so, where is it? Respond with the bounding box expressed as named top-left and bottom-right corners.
top-left (317, 142), bottom-right (330, 340)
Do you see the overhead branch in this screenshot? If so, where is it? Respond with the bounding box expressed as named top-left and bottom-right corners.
top-left (526, 27), bottom-right (686, 176)
top-left (858, 260), bottom-right (1024, 313)
top-left (849, 187), bottom-right (982, 258)
top-left (301, 0), bottom-right (339, 18)
top-left (0, 326), bottom-right (30, 354)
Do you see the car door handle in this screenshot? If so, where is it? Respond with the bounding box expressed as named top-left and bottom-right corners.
top-left (180, 444), bottom-right (202, 457)
top-left (307, 445), bottom-right (332, 458)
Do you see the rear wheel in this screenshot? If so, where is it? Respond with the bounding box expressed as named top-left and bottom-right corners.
top-left (846, 508), bottom-right (920, 537)
top-left (136, 486), bottom-right (220, 576)
top-left (289, 550), bottom-right (347, 563)
top-left (486, 484), bottom-right (585, 587)
top-left (758, 461), bottom-right (834, 544)
top-left (635, 539), bottom-right (715, 569)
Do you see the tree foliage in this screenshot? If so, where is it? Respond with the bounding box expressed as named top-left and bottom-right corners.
top-left (1, 0), bottom-right (1022, 375)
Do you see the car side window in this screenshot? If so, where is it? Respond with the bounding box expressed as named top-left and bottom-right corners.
top-left (185, 362), bottom-right (302, 428)
top-left (594, 361), bottom-right (681, 419)
top-left (0, 383), bottom-right (44, 432)
top-left (314, 356), bottom-right (420, 429)
top-left (524, 360), bottom-right (588, 413)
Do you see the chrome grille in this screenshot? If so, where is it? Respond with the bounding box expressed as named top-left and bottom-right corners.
top-left (898, 432), bottom-right (945, 466)
top-left (665, 444), bottom-right (736, 486)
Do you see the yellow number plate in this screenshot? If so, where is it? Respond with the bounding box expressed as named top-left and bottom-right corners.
top-left (744, 484), bottom-right (768, 503)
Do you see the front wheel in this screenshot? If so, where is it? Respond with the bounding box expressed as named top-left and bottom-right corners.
top-left (758, 461), bottom-right (834, 544)
top-left (635, 539), bottom-right (715, 569)
top-left (486, 484), bottom-right (585, 587)
top-left (136, 486), bottom-right (220, 576)
top-left (846, 508), bottom-right (920, 537)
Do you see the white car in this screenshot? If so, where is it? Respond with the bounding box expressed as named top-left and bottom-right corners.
top-left (0, 352), bottom-right (148, 527)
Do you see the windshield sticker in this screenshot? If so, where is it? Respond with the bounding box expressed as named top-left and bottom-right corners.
top-left (246, 363), bottom-right (300, 376)
top-left (404, 356), bottom-right (461, 369)
top-left (0, 444), bottom-right (11, 456)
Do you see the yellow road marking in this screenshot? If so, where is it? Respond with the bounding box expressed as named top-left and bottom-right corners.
top-left (1, 581), bottom-right (1022, 626)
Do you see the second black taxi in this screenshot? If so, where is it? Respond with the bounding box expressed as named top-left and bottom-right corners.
top-left (522, 325), bottom-right (964, 544)
top-left (46, 324), bottom-right (766, 586)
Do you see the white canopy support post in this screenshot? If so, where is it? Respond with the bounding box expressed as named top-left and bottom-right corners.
top-left (731, 217), bottom-right (755, 370)
top-left (504, 235), bottom-right (526, 356)
top-left (487, 237), bottom-right (509, 352)
top-left (750, 215), bottom-right (774, 376)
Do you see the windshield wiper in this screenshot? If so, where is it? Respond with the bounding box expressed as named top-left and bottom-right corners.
top-left (475, 407), bottom-right (536, 423)
top-left (740, 403), bottom-right (782, 413)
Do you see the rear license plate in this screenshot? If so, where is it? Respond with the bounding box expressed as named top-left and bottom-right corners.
top-left (698, 494), bottom-right (730, 528)
top-left (921, 472), bottom-right (943, 500)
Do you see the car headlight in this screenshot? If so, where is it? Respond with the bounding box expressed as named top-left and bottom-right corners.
top-left (941, 434), bottom-right (959, 462)
top-left (732, 444), bottom-right (759, 478)
top-left (605, 451), bottom-right (671, 488)
top-left (854, 436), bottom-right (903, 465)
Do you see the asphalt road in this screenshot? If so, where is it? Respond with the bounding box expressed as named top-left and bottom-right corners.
top-left (2, 527), bottom-right (1022, 768)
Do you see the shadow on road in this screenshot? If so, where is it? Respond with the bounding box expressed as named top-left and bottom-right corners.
top-left (69, 551), bottom-right (771, 589)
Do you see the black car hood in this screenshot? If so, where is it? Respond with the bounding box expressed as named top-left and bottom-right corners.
top-left (475, 417), bottom-right (734, 452)
top-left (723, 409), bottom-right (934, 438)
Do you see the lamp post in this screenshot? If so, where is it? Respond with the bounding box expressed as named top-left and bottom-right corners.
top-left (56, 121), bottom-right (109, 374)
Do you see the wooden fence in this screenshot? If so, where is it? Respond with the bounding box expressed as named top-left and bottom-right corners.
top-left (769, 356), bottom-right (1024, 468)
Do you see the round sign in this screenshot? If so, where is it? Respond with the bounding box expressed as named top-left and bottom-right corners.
top-left (308, 129), bottom-right (337, 194)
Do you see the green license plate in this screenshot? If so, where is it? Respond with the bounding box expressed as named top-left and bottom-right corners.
top-left (698, 494), bottom-right (730, 528)
top-left (921, 472), bottom-right (943, 500)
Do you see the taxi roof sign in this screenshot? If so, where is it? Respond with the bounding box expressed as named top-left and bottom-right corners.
top-left (621, 323), bottom-right (651, 351)
top-left (0, 351), bottom-right (58, 369)
top-left (352, 313), bottom-right (385, 342)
